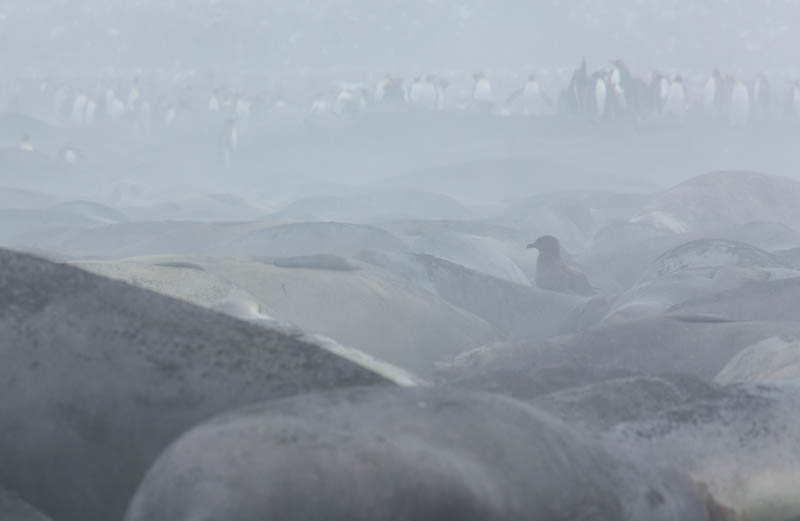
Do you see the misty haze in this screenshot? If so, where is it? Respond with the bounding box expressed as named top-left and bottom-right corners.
top-left (2, 2), bottom-right (800, 521)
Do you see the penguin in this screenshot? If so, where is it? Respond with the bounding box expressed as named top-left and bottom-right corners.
top-left (608, 60), bottom-right (634, 115)
top-left (84, 99), bottom-right (97, 126)
top-left (609, 81), bottom-right (628, 117)
top-left (702, 69), bottom-right (724, 117)
top-left (333, 85), bottom-right (368, 117)
top-left (164, 105), bottom-right (177, 128)
top-left (649, 72), bottom-right (670, 115)
top-left (358, 87), bottom-right (369, 112)
top-left (220, 87), bottom-right (234, 111)
top-left (105, 89), bottom-right (126, 121)
top-left (751, 73), bottom-right (771, 122)
top-left (433, 75), bottom-right (449, 110)
top-left (610, 63), bottom-right (648, 118)
top-left (127, 79), bottom-right (141, 111)
top-left (408, 76), bottom-right (438, 110)
top-left (602, 62), bottom-right (628, 118)
top-left (562, 59), bottom-right (589, 116)
top-left (390, 76), bottom-right (408, 105)
top-left (334, 88), bottom-right (356, 116)
top-left (235, 95), bottom-right (251, 136)
top-left (610, 60), bottom-right (631, 85)
top-left (229, 123), bottom-right (238, 154)
top-left (376, 75), bottom-right (406, 105)
top-left (60, 145), bottom-right (84, 167)
top-left (52, 85), bottom-right (70, 122)
top-left (663, 75), bottom-right (687, 121)
top-left (65, 149), bottom-right (78, 165)
top-left (309, 93), bottom-right (330, 115)
top-left (375, 77), bottom-right (388, 103)
top-left (234, 94), bottom-right (250, 118)
top-left (472, 72), bottom-right (493, 112)
top-left (729, 78), bottom-right (750, 127)
top-left (702, 74), bottom-right (716, 114)
top-left (609, 64), bottom-right (622, 89)
top-left (71, 94), bottom-right (89, 125)
top-left (36, 79), bottom-right (50, 112)
top-left (526, 235), bottom-right (596, 296)
top-left (271, 91), bottom-right (288, 112)
top-left (18, 134), bottom-right (34, 152)
top-left (608, 61), bottom-right (628, 98)
top-left (660, 75), bottom-right (672, 103)
top-left (218, 116), bottom-right (238, 165)
top-left (208, 88), bottom-right (221, 113)
top-left (133, 99), bottom-right (151, 135)
top-left (589, 70), bottom-right (608, 122)
top-left (507, 74), bottom-right (552, 116)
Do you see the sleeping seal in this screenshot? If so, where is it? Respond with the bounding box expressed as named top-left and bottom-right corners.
top-left (0, 487), bottom-right (52, 521)
top-left (611, 382), bottom-right (800, 521)
top-left (125, 387), bottom-right (732, 521)
top-left (0, 248), bottom-right (389, 521)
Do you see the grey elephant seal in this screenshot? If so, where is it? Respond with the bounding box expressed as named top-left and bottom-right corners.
top-left (0, 487), bottom-right (52, 521)
top-left (125, 387), bottom-right (732, 521)
top-left (0, 248), bottom-right (389, 521)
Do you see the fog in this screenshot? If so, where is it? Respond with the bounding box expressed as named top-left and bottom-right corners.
top-left (2, 2), bottom-right (800, 521)
top-left (4, 0), bottom-right (800, 71)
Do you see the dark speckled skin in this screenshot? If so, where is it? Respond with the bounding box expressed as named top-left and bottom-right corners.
top-left (0, 487), bottom-right (53, 521)
top-left (0, 249), bottom-right (389, 521)
top-left (125, 387), bottom-right (731, 521)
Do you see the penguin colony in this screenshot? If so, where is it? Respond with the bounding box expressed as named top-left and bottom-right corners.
top-left (9, 60), bottom-right (799, 140)
top-left (8, 62), bottom-right (794, 167)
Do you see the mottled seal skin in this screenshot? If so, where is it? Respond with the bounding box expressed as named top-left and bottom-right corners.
top-left (610, 382), bottom-right (800, 521)
top-left (0, 487), bottom-right (52, 521)
top-left (450, 363), bottom-right (800, 520)
top-left (125, 387), bottom-right (731, 521)
top-left (449, 315), bottom-right (800, 382)
top-left (0, 249), bottom-right (389, 521)
top-left (448, 365), bottom-right (718, 433)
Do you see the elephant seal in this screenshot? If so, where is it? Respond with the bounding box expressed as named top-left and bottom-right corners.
top-left (0, 487), bottom-right (52, 521)
top-left (444, 315), bottom-right (800, 382)
top-left (611, 382), bottom-right (800, 521)
top-left (449, 365), bottom-right (717, 433)
top-left (125, 387), bottom-right (732, 521)
top-left (450, 363), bottom-right (800, 520)
top-left (0, 248), bottom-right (389, 521)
